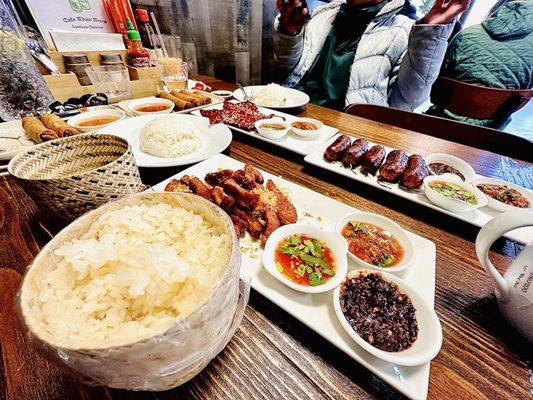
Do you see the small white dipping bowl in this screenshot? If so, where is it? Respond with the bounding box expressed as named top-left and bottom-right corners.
top-left (424, 174), bottom-right (488, 213)
top-left (255, 118), bottom-right (290, 140)
top-left (212, 90), bottom-right (233, 99)
top-left (128, 98), bottom-right (175, 115)
top-left (333, 269), bottom-right (442, 366)
top-left (426, 153), bottom-right (476, 183)
top-left (262, 223), bottom-right (348, 294)
top-left (68, 109), bottom-right (125, 133)
top-left (335, 212), bottom-right (415, 273)
top-left (290, 118), bottom-right (323, 138)
top-left (474, 176), bottom-right (532, 212)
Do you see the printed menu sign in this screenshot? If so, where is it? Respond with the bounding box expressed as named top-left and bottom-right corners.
top-left (24, 0), bottom-right (112, 47)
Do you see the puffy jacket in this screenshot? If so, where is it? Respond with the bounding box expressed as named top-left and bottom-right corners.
top-left (273, 0), bottom-right (455, 111)
top-left (432, 0), bottom-right (533, 128)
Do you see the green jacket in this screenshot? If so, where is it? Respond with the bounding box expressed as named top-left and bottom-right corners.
top-left (431, 0), bottom-right (533, 128)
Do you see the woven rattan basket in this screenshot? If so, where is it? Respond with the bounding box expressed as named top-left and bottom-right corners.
top-left (8, 133), bottom-right (145, 223)
top-left (18, 192), bottom-right (246, 390)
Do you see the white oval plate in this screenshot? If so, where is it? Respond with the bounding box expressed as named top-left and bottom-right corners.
top-left (97, 114), bottom-right (232, 168)
top-left (333, 269), bottom-right (442, 366)
top-left (233, 85), bottom-right (310, 109)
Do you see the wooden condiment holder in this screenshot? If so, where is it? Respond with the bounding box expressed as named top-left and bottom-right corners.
top-left (43, 49), bottom-right (162, 102)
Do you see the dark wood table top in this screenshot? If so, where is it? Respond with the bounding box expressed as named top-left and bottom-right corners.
top-left (1, 75), bottom-right (531, 400)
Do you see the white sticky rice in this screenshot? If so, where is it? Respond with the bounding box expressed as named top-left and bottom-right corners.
top-left (29, 203), bottom-right (231, 348)
top-left (254, 83), bottom-right (287, 107)
top-left (140, 115), bottom-right (201, 158)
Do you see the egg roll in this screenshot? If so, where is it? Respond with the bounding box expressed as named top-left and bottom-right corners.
top-left (179, 90), bottom-right (211, 105)
top-left (170, 89), bottom-right (203, 107)
top-left (40, 114), bottom-right (80, 137)
top-left (21, 116), bottom-right (59, 143)
top-left (159, 92), bottom-right (192, 111)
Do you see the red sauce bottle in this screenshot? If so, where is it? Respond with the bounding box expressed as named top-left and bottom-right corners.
top-left (126, 18), bottom-right (150, 68)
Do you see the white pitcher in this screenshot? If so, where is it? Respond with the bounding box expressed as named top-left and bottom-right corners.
top-left (476, 209), bottom-right (533, 342)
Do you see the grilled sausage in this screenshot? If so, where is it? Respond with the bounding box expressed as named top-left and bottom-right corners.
top-left (360, 145), bottom-right (386, 175)
top-left (379, 150), bottom-right (408, 182)
top-left (400, 154), bottom-right (430, 189)
top-left (324, 135), bottom-right (352, 162)
top-left (341, 139), bottom-right (369, 166)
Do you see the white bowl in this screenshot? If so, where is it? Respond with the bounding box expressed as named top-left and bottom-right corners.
top-left (474, 176), bottom-right (532, 212)
top-left (128, 97), bottom-right (175, 115)
top-left (335, 212), bottom-right (415, 273)
top-left (68, 109), bottom-right (125, 132)
top-left (424, 174), bottom-right (488, 213)
top-left (261, 223), bottom-right (348, 294)
top-left (290, 118), bottom-right (323, 138)
top-left (255, 118), bottom-right (290, 140)
top-left (426, 153), bottom-right (476, 183)
top-left (212, 90), bottom-right (233, 99)
top-left (333, 269), bottom-right (442, 366)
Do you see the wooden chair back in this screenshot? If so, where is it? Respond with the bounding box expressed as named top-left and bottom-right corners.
top-left (344, 103), bottom-right (532, 162)
top-left (430, 76), bottom-right (533, 124)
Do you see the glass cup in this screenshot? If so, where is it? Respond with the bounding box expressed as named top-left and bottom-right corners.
top-left (85, 65), bottom-right (132, 102)
top-left (158, 59), bottom-right (188, 91)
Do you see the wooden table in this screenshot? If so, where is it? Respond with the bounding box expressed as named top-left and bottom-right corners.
top-left (1, 76), bottom-right (531, 400)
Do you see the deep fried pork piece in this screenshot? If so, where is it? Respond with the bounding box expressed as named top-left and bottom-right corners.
top-left (164, 179), bottom-right (191, 193)
top-left (188, 177), bottom-right (213, 199)
top-left (260, 180), bottom-right (298, 225)
top-left (211, 186), bottom-right (235, 211)
top-left (234, 164), bottom-right (264, 190)
top-left (230, 214), bottom-right (248, 237)
top-left (234, 208), bottom-right (263, 238)
top-left (222, 179), bottom-right (260, 210)
top-left (260, 206), bottom-right (281, 245)
top-left (205, 169), bottom-right (235, 186)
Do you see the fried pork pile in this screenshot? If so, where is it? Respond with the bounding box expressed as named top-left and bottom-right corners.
top-left (165, 164), bottom-right (298, 244)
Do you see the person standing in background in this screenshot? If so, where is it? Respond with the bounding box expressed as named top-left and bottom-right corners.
top-left (273, 0), bottom-right (471, 111)
top-left (427, 0), bottom-right (533, 129)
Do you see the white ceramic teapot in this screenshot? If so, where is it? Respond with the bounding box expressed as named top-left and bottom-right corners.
top-left (476, 209), bottom-right (533, 342)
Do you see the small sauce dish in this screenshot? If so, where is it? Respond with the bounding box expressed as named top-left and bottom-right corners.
top-left (128, 97), bottom-right (174, 115)
top-left (262, 223), bottom-right (348, 294)
top-left (255, 118), bottom-right (290, 140)
top-left (426, 153), bottom-right (476, 183)
top-left (424, 174), bottom-right (488, 213)
top-left (335, 212), bottom-right (415, 273)
top-left (290, 118), bottom-right (323, 138)
top-left (68, 109), bottom-right (125, 132)
top-left (212, 90), bottom-right (234, 99)
top-left (474, 176), bottom-right (532, 212)
top-left (333, 269), bottom-right (442, 366)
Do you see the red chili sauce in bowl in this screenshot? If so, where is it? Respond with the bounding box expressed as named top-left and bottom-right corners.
top-left (274, 234), bottom-right (336, 286)
top-left (341, 222), bottom-right (404, 268)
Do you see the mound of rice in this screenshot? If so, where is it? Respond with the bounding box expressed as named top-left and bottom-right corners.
top-left (30, 203), bottom-right (231, 348)
top-left (140, 115), bottom-right (201, 158)
top-left (254, 83), bottom-right (287, 107)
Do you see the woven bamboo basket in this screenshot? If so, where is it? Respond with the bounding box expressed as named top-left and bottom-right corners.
top-left (17, 192), bottom-right (246, 390)
top-left (8, 133), bottom-right (146, 223)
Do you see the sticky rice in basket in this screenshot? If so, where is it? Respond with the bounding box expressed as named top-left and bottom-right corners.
top-left (18, 192), bottom-right (245, 390)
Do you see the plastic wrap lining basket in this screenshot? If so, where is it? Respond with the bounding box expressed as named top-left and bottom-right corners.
top-left (17, 192), bottom-right (247, 390)
top-left (7, 133), bottom-right (146, 222)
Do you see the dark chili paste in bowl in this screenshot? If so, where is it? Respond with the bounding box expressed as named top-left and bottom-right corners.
top-left (339, 272), bottom-right (418, 352)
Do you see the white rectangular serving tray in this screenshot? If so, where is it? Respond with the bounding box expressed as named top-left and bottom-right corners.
top-left (149, 154), bottom-right (436, 400)
top-left (304, 134), bottom-right (533, 245)
top-left (191, 103), bottom-right (338, 155)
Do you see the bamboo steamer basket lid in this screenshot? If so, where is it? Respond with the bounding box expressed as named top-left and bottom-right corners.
top-left (17, 192), bottom-right (245, 390)
top-left (8, 133), bottom-right (146, 224)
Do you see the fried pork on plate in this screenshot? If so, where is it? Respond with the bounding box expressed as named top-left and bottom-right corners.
top-left (164, 164), bottom-right (297, 242)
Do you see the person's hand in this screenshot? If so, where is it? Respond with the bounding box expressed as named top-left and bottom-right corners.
top-left (277, 0), bottom-right (309, 36)
top-left (419, 0), bottom-right (471, 25)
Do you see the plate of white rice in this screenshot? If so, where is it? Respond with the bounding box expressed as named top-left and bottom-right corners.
top-left (98, 114), bottom-right (232, 168)
top-left (232, 83), bottom-right (310, 109)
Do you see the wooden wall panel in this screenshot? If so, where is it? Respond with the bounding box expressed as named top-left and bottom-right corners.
top-left (131, 0), bottom-right (280, 84)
